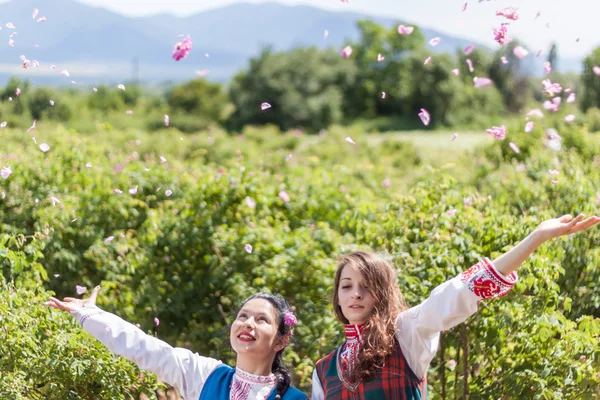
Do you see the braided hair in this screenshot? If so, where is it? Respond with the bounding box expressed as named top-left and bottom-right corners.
top-left (238, 292), bottom-right (294, 398)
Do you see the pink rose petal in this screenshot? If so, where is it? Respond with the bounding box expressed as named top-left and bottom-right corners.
top-left (429, 37), bottom-right (441, 46)
top-left (594, 66), bottom-right (600, 76)
top-left (418, 108), bottom-right (431, 126)
top-left (452, 68), bottom-right (459, 76)
top-left (154, 317), bottom-right (160, 327)
top-left (75, 285), bottom-right (87, 295)
top-left (345, 136), bottom-right (356, 144)
top-left (566, 93), bottom-right (576, 103)
top-left (164, 115), bottom-right (169, 126)
top-left (564, 114), bottom-right (575, 122)
top-left (261, 102), bottom-right (271, 111)
top-left (172, 35), bottom-right (192, 61)
top-left (117, 84), bottom-right (125, 90)
top-left (1, 166), bottom-right (12, 179)
top-left (473, 77), bottom-right (493, 88)
top-left (341, 45), bottom-right (353, 58)
top-left (381, 91), bottom-right (386, 99)
top-left (450, 133), bottom-right (458, 141)
top-left (466, 59), bottom-right (474, 72)
top-left (424, 56), bottom-right (431, 65)
top-left (278, 191), bottom-right (290, 203)
top-left (509, 142), bottom-right (520, 154)
top-left (377, 53), bottom-right (385, 62)
top-left (513, 46), bottom-right (529, 59)
top-left (464, 44), bottom-right (474, 55)
top-left (524, 121), bottom-right (535, 132)
top-left (244, 244), bottom-right (253, 253)
top-left (39, 143), bottom-right (50, 153)
top-left (398, 25), bottom-right (414, 35)
top-left (486, 125), bottom-right (506, 140)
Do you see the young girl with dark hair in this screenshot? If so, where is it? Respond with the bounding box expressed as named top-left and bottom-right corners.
top-left (312, 213), bottom-right (600, 399)
top-left (46, 290), bottom-right (307, 400)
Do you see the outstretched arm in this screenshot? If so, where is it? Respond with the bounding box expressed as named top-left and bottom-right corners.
top-left (397, 213), bottom-right (600, 380)
top-left (493, 214), bottom-right (600, 276)
top-left (46, 286), bottom-right (221, 400)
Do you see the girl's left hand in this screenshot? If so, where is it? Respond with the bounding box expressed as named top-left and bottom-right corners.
top-left (535, 214), bottom-right (600, 242)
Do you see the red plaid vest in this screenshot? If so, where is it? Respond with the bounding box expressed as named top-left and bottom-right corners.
top-left (315, 336), bottom-right (427, 399)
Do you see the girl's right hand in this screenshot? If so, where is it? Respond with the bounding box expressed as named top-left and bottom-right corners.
top-left (46, 285), bottom-right (101, 313)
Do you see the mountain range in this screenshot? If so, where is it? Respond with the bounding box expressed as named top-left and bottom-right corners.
top-left (0, 0), bottom-right (582, 86)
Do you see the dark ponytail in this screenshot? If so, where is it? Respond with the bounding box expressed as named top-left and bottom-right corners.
top-left (239, 292), bottom-right (294, 398)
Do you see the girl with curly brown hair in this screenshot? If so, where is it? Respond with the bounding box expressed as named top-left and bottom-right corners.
top-left (311, 214), bottom-right (600, 399)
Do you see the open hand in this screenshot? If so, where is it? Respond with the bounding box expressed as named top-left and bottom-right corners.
top-left (46, 285), bottom-right (101, 313)
top-left (535, 214), bottom-right (600, 242)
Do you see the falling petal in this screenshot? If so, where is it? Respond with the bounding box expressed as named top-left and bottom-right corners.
top-left (566, 93), bottom-right (576, 103)
top-left (418, 108), bottom-right (431, 126)
top-left (261, 102), bottom-right (272, 111)
top-left (424, 56), bottom-right (431, 65)
top-left (196, 70), bottom-right (209, 76)
top-left (244, 244), bottom-right (253, 253)
top-left (15, 88), bottom-right (20, 96)
top-left (429, 37), bottom-right (441, 46)
top-left (466, 59), bottom-right (474, 72)
top-left (6, 22), bottom-right (15, 29)
top-left (464, 44), bottom-right (474, 55)
top-left (473, 77), bottom-right (493, 88)
top-left (341, 45), bottom-right (353, 58)
top-left (381, 91), bottom-right (386, 99)
top-left (33, 8), bottom-right (39, 19)
top-left (496, 7), bottom-right (519, 20)
top-left (104, 236), bottom-right (114, 244)
top-left (245, 197), bottom-right (256, 208)
top-left (548, 170), bottom-right (559, 175)
top-left (527, 109), bottom-right (544, 118)
top-left (446, 209), bottom-right (457, 216)
top-left (397, 25), bottom-right (414, 35)
top-left (114, 189), bottom-right (123, 194)
top-left (125, 110), bottom-right (133, 114)
top-left (165, 190), bottom-right (173, 196)
top-left (154, 317), bottom-right (160, 327)
top-left (382, 178), bottom-right (391, 188)
top-left (172, 35), bottom-right (192, 61)
top-left (486, 125), bottom-right (507, 140)
top-left (508, 142), bottom-right (520, 153)
top-left (513, 46), bottom-right (529, 59)
top-left (323, 30), bottom-right (329, 39)
top-left (564, 114), bottom-right (575, 122)
top-left (164, 115), bottom-right (169, 127)
top-left (524, 121), bottom-right (535, 132)
top-left (286, 154), bottom-right (292, 162)
top-left (345, 137), bottom-right (356, 144)
top-left (160, 156), bottom-right (167, 163)
top-left (0, 122), bottom-right (6, 128)
top-left (93, 87), bottom-right (98, 92)
top-left (452, 68), bottom-right (459, 76)
top-left (60, 69), bottom-right (69, 77)
top-left (551, 180), bottom-right (558, 185)
top-left (39, 143), bottom-right (50, 152)
top-left (50, 196), bottom-right (61, 206)
top-left (49, 100), bottom-right (54, 106)
top-left (86, 162), bottom-right (92, 168)
top-left (76, 285), bottom-right (87, 295)
top-left (37, 16), bottom-right (46, 22)
top-left (377, 53), bottom-right (385, 62)
top-left (450, 133), bottom-right (458, 141)
top-left (117, 84), bottom-right (125, 90)
top-left (593, 66), bottom-right (600, 76)
top-left (462, 3), bottom-right (467, 11)
top-left (501, 56), bottom-right (508, 64)
top-left (0, 166), bottom-right (12, 179)
top-left (129, 186), bottom-right (138, 195)
top-left (278, 191), bottom-right (290, 203)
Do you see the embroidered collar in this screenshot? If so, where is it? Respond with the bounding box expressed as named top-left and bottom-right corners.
top-left (234, 367), bottom-right (277, 386)
top-left (344, 324), bottom-right (366, 341)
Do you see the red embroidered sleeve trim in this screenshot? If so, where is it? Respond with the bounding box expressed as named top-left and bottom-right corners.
top-left (460, 258), bottom-right (518, 300)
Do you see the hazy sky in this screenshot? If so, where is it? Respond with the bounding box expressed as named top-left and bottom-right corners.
top-left (47, 0), bottom-right (600, 58)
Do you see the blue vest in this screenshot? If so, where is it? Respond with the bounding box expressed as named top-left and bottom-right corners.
top-left (199, 364), bottom-right (307, 400)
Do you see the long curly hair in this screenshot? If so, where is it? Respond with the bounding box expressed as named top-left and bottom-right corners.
top-left (332, 251), bottom-right (409, 383)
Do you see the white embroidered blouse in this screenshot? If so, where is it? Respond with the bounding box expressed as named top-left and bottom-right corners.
top-left (311, 257), bottom-right (518, 399)
top-left (73, 306), bottom-right (277, 400)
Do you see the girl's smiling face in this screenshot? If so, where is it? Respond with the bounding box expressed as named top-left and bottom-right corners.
top-left (230, 298), bottom-right (287, 356)
top-left (337, 265), bottom-right (376, 325)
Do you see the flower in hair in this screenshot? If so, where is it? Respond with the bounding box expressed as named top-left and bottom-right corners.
top-left (284, 311), bottom-right (297, 327)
